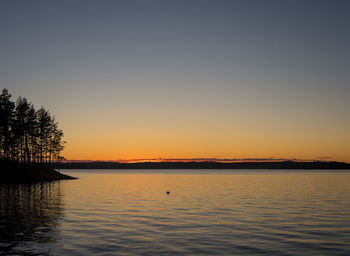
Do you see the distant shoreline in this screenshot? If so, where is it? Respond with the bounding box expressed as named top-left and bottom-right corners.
top-left (54, 161), bottom-right (350, 170)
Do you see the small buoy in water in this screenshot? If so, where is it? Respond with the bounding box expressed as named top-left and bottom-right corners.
top-left (166, 191), bottom-right (170, 195)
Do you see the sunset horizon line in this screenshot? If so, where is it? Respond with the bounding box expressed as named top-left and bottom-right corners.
top-left (63, 157), bottom-right (347, 164)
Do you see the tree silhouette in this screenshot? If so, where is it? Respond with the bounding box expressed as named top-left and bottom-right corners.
top-left (0, 89), bottom-right (65, 164)
top-left (0, 89), bottom-right (15, 159)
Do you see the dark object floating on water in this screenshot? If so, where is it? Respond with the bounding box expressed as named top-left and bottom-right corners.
top-left (166, 191), bottom-right (170, 195)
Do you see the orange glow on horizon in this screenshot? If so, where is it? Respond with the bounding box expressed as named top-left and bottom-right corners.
top-left (59, 104), bottom-right (350, 164)
top-left (63, 156), bottom-right (349, 164)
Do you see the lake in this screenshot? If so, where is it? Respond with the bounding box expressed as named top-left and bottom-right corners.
top-left (1, 170), bottom-right (350, 255)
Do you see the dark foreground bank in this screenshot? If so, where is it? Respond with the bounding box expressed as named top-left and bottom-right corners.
top-left (0, 160), bottom-right (77, 184)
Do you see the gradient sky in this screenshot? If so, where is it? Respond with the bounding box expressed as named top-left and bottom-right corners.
top-left (1, 0), bottom-right (349, 162)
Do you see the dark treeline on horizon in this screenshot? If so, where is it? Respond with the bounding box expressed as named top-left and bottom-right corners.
top-left (55, 161), bottom-right (350, 170)
top-left (0, 88), bottom-right (65, 164)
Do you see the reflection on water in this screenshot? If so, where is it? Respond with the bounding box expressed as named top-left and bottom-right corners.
top-left (0, 182), bottom-right (63, 255)
top-left (1, 170), bottom-right (350, 256)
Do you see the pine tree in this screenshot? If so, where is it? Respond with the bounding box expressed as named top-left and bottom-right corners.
top-left (0, 89), bottom-right (15, 159)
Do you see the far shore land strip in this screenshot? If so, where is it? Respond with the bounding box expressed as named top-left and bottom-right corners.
top-left (55, 160), bottom-right (350, 170)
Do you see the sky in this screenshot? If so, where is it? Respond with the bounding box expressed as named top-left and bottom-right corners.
top-left (1, 0), bottom-right (349, 162)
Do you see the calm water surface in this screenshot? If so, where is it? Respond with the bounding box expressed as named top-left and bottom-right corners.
top-left (1, 170), bottom-right (350, 255)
